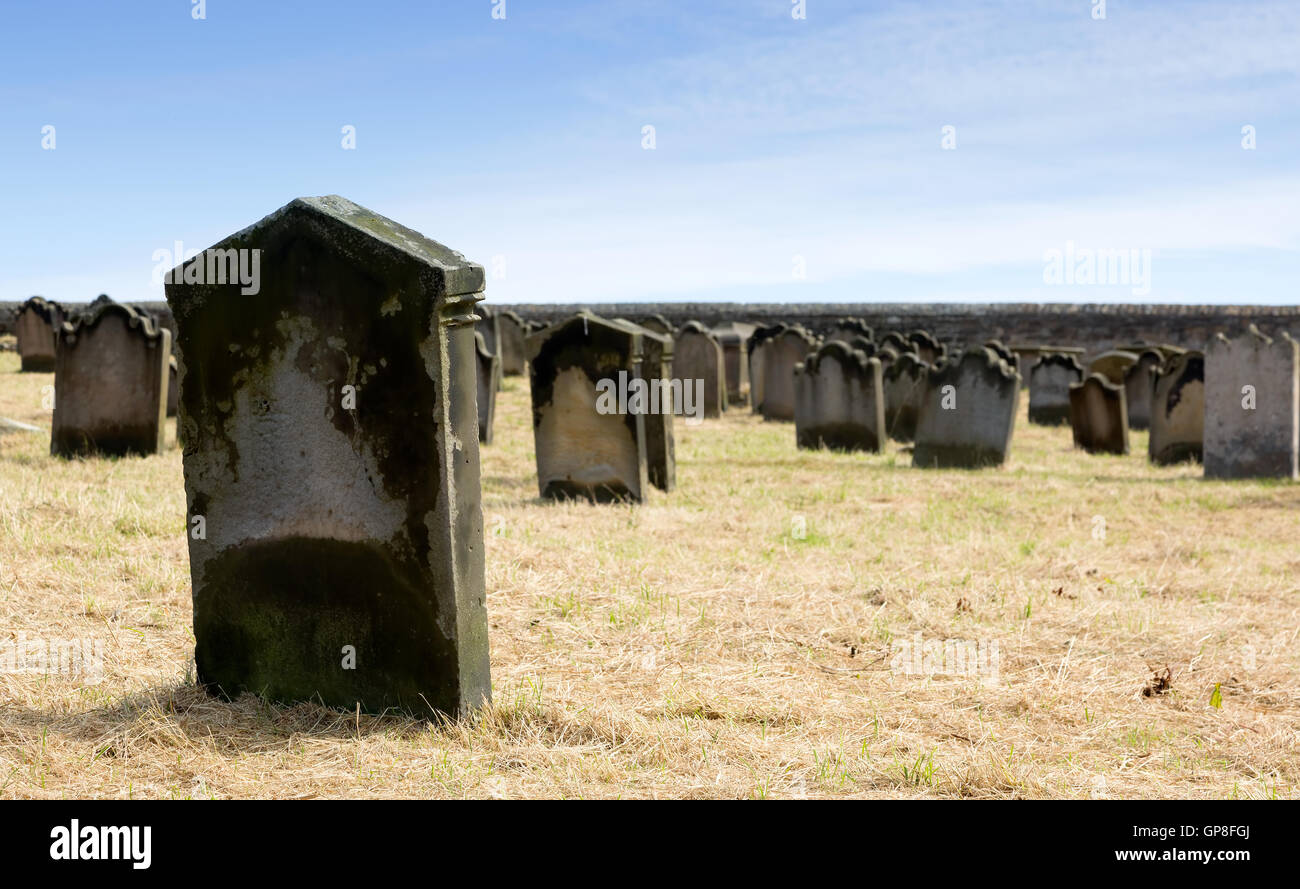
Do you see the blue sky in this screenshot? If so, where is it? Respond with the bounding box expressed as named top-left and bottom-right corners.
top-left (1, 0), bottom-right (1296, 305)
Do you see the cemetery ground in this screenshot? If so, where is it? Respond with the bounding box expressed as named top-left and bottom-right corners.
top-left (2, 348), bottom-right (1297, 800)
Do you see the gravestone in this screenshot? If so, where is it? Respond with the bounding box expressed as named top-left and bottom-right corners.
top-left (712, 320), bottom-right (755, 406)
top-left (1088, 350), bottom-right (1139, 385)
top-left (673, 321), bottom-right (726, 419)
top-left (638, 314), bottom-right (674, 339)
top-left (15, 296), bottom-right (62, 372)
top-left (746, 323), bottom-right (786, 413)
top-left (1068, 373), bottom-right (1129, 455)
top-left (167, 355), bottom-right (179, 418)
top-left (1149, 351), bottom-right (1204, 465)
top-left (983, 340), bottom-right (1019, 375)
top-left (612, 318), bottom-right (676, 491)
top-left (164, 194), bottom-right (490, 717)
top-left (794, 341), bottom-right (884, 452)
top-left (475, 331), bottom-right (500, 445)
top-left (476, 306), bottom-right (503, 391)
top-left (913, 347), bottom-right (1020, 468)
top-left (908, 330), bottom-right (945, 366)
top-left (754, 325), bottom-right (819, 421)
top-left (527, 311), bottom-right (649, 502)
top-left (1122, 349), bottom-right (1163, 431)
top-left (497, 309), bottom-right (528, 376)
top-left (879, 331), bottom-right (909, 354)
top-left (51, 302), bottom-right (170, 457)
top-left (881, 351), bottom-right (929, 442)
top-left (1027, 353), bottom-right (1083, 425)
top-left (826, 316), bottom-right (873, 345)
top-left (1204, 326), bottom-right (1300, 479)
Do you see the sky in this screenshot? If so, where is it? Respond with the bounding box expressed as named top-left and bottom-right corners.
top-left (0, 0), bottom-right (1297, 305)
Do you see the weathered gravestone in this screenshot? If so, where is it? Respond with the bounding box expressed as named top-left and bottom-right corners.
top-left (1149, 351), bottom-right (1204, 465)
top-left (913, 348), bottom-right (1020, 468)
top-left (15, 296), bottom-right (62, 372)
top-left (1204, 326), bottom-right (1300, 479)
top-left (673, 321), bottom-right (726, 419)
top-left (167, 355), bottom-right (179, 418)
top-left (983, 340), bottom-right (1019, 375)
top-left (1027, 353), bottom-right (1083, 425)
top-left (746, 323), bottom-right (784, 414)
top-left (612, 319), bottom-right (676, 491)
top-left (879, 331), bottom-right (909, 354)
top-left (165, 195), bottom-right (491, 716)
top-left (794, 341), bottom-right (884, 452)
top-left (908, 330), bottom-right (945, 366)
top-left (497, 309), bottom-right (529, 376)
top-left (1123, 350), bottom-right (1163, 431)
top-left (712, 320), bottom-right (755, 406)
top-left (1088, 350), bottom-right (1139, 385)
top-left (1069, 373), bottom-right (1129, 455)
top-left (527, 311), bottom-right (649, 502)
top-left (51, 302), bottom-right (170, 457)
top-left (753, 325), bottom-right (819, 421)
top-left (475, 331), bottom-right (500, 445)
top-left (881, 351), bottom-right (929, 442)
top-left (638, 314), bottom-right (674, 339)
top-left (476, 306), bottom-right (503, 391)
top-left (826, 316), bottom-right (873, 345)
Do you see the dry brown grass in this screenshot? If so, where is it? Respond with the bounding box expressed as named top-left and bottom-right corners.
top-left (2, 344), bottom-right (1298, 799)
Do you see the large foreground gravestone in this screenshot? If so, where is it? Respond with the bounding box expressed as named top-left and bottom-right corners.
top-left (51, 302), bottom-right (170, 457)
top-left (1069, 373), bottom-right (1129, 455)
top-left (673, 321), bottom-right (726, 419)
top-left (712, 320), bottom-right (755, 406)
top-left (753, 325), bottom-right (818, 421)
top-left (794, 341), bottom-right (884, 452)
top-left (881, 351), bottom-right (929, 442)
top-left (497, 309), bottom-right (529, 376)
top-left (1027, 353), bottom-right (1083, 425)
top-left (913, 348), bottom-right (1020, 468)
top-left (1122, 350), bottom-right (1163, 431)
top-left (1149, 351), bottom-right (1204, 465)
top-left (15, 297), bottom-right (62, 372)
top-left (527, 312), bottom-right (650, 502)
top-left (165, 195), bottom-right (491, 716)
top-left (1204, 327), bottom-right (1300, 479)
top-left (475, 331), bottom-right (500, 445)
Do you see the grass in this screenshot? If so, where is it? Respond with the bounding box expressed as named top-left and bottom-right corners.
top-left (1, 343), bottom-right (1297, 799)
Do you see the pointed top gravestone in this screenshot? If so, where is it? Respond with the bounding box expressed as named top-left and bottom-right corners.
top-left (164, 195), bottom-right (490, 717)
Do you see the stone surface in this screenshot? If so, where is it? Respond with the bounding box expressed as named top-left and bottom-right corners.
top-left (752, 325), bottom-right (819, 421)
top-left (1088, 350), bottom-right (1140, 385)
top-left (711, 320), bottom-right (755, 406)
top-left (913, 347), bottom-right (1021, 468)
top-left (1027, 353), bottom-right (1083, 425)
top-left (164, 194), bottom-right (490, 717)
top-left (497, 309), bottom-right (528, 376)
top-left (983, 340), bottom-right (1019, 375)
top-left (881, 350), bottom-right (929, 442)
top-left (51, 302), bottom-right (170, 457)
top-left (475, 331), bottom-right (500, 445)
top-left (637, 314), bottom-right (674, 339)
top-left (612, 319), bottom-right (675, 492)
top-left (527, 311), bottom-right (650, 503)
top-left (1204, 326), bottom-right (1300, 479)
top-left (475, 306), bottom-right (503, 391)
top-left (1069, 373), bottom-right (1129, 455)
top-left (1149, 351), bottom-right (1204, 465)
top-left (1122, 349), bottom-right (1163, 430)
top-left (879, 331), bottom-right (909, 354)
top-left (167, 355), bottom-right (179, 418)
top-left (15, 297), bottom-right (62, 372)
top-left (794, 340), bottom-right (884, 452)
top-left (673, 321), bottom-right (726, 419)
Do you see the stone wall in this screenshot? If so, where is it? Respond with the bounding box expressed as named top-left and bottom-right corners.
top-left (6, 300), bottom-right (1298, 362)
